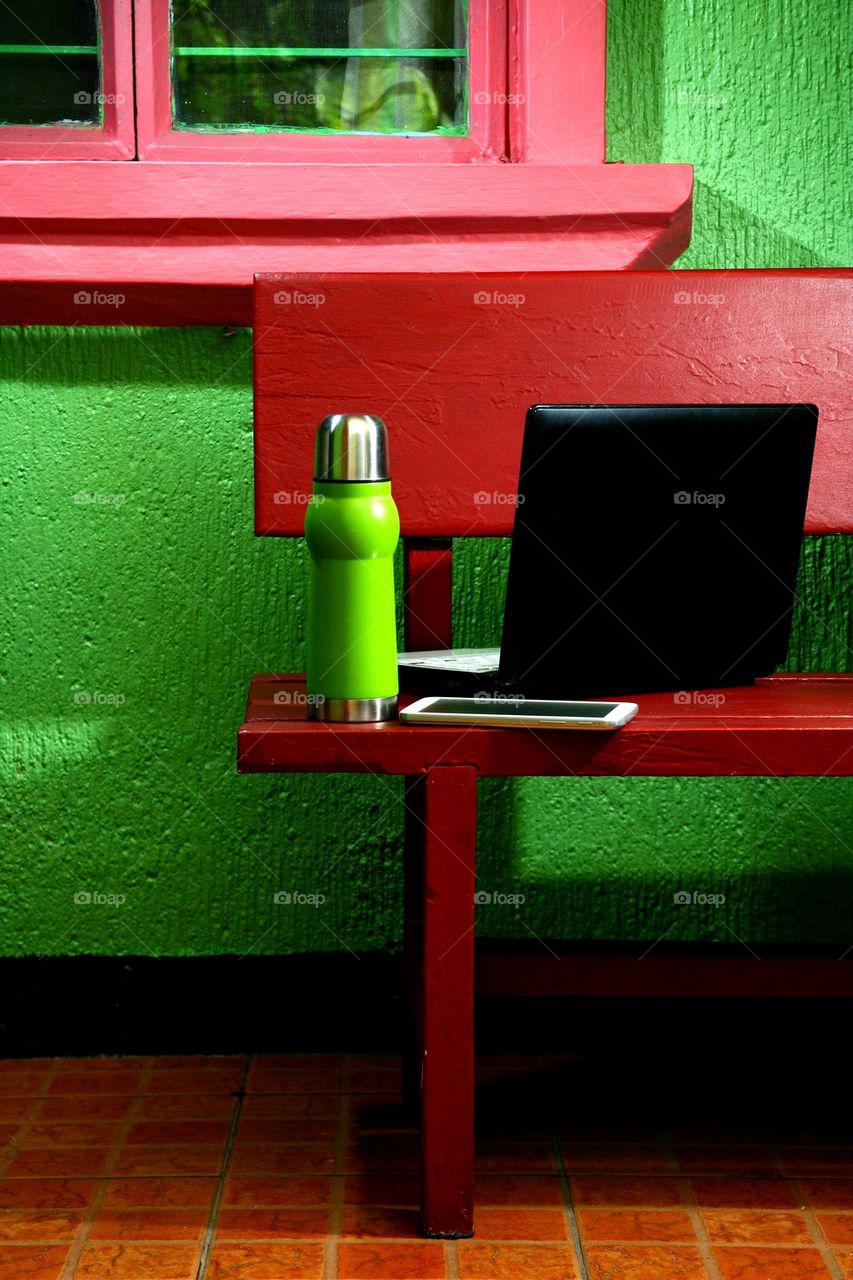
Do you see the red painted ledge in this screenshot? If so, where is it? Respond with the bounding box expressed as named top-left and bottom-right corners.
top-left (0, 161), bottom-right (693, 326)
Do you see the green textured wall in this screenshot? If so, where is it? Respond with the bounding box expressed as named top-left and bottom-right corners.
top-left (1, 0), bottom-right (851, 956)
top-left (607, 0), bottom-right (851, 267)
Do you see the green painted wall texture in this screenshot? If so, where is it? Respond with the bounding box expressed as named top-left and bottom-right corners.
top-left (1, 0), bottom-right (851, 955)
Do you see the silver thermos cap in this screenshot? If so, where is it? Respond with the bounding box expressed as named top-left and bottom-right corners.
top-left (313, 414), bottom-right (390, 482)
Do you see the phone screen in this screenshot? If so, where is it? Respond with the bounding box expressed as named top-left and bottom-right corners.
top-left (425, 699), bottom-right (618, 718)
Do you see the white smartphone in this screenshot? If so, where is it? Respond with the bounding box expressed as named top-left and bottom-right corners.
top-left (400, 695), bottom-right (639, 730)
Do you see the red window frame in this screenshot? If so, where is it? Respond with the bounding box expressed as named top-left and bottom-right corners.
top-left (0, 0), bottom-right (694, 323)
top-left (0, 0), bottom-right (135, 160)
top-left (134, 0), bottom-right (506, 163)
top-left (509, 0), bottom-right (606, 164)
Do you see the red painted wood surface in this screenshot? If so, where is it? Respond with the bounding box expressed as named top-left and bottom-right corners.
top-left (0, 282), bottom-right (252, 328)
top-left (404, 541), bottom-right (454, 651)
top-left (510, 0), bottom-right (607, 164)
top-left (134, 0), bottom-right (506, 164)
top-left (0, 0), bottom-right (135, 160)
top-left (0, 164), bottom-right (692, 312)
top-left (402, 780), bottom-right (425, 1118)
top-left (253, 270), bottom-right (853, 537)
top-left (238, 674), bottom-right (853, 778)
top-left (476, 948), bottom-right (853, 998)
top-left (411, 766), bottom-right (477, 1238)
top-left (0, 158), bottom-right (690, 230)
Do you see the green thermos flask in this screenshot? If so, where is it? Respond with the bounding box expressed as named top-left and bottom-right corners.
top-left (305, 414), bottom-right (400, 722)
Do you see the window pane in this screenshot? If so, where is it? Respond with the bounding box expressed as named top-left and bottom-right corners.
top-left (171, 0), bottom-right (467, 135)
top-left (0, 0), bottom-right (100, 126)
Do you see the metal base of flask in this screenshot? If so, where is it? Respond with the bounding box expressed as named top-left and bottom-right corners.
top-left (310, 695), bottom-right (398, 723)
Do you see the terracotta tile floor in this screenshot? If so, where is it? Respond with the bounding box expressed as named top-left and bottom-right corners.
top-left (0, 1053), bottom-right (851, 1278)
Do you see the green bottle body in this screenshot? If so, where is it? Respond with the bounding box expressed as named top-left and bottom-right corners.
top-left (305, 480), bottom-right (400, 711)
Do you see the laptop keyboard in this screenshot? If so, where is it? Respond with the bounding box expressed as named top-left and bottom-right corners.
top-left (398, 648), bottom-right (501, 673)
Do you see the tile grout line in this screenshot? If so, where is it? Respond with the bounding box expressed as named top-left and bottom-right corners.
top-left (323, 1054), bottom-right (350, 1280)
top-left (768, 1141), bottom-right (842, 1273)
top-left (785, 1160), bottom-right (846, 1280)
top-left (0, 1058), bottom-right (65, 1178)
top-left (195, 1054), bottom-right (252, 1280)
top-left (445, 1239), bottom-right (460, 1279)
top-left (59, 1058), bottom-right (156, 1280)
top-left (550, 1129), bottom-right (590, 1280)
top-left (663, 1141), bottom-right (724, 1280)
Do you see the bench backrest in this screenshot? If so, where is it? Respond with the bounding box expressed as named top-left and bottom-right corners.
top-left (254, 269), bottom-right (852, 647)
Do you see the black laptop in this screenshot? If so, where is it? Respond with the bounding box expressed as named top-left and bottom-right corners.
top-left (398, 404), bottom-right (817, 697)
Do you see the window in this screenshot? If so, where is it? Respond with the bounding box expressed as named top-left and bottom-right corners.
top-left (0, 0), bottom-right (134, 157)
top-left (171, 1), bottom-right (468, 135)
top-left (135, 0), bottom-right (500, 161)
top-left (0, 0), bottom-right (500, 162)
top-left (0, 0), bottom-right (100, 125)
top-left (0, 1), bottom-right (694, 317)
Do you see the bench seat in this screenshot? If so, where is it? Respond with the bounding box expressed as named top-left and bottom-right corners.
top-left (239, 673), bottom-right (853, 779)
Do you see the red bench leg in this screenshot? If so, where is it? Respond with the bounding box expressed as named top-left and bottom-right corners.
top-left (414, 764), bottom-right (477, 1239)
top-left (402, 777), bottom-right (424, 1118)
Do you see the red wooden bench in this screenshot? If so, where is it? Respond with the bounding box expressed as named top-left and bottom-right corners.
top-left (240, 269), bottom-right (853, 1237)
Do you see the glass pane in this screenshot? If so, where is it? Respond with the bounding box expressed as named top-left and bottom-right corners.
top-left (0, 0), bottom-right (101, 126)
top-left (171, 0), bottom-right (467, 135)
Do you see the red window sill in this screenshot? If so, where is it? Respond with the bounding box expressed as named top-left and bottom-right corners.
top-left (0, 161), bottom-right (693, 326)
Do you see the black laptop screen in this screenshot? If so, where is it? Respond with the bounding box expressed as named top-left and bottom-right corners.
top-left (497, 404), bottom-right (817, 696)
